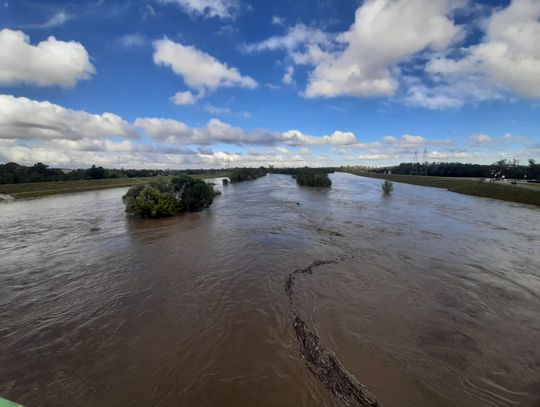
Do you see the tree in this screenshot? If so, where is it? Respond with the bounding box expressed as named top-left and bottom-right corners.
top-left (122, 176), bottom-right (218, 218)
top-left (528, 159), bottom-right (540, 180)
top-left (229, 167), bottom-right (267, 182)
top-left (295, 170), bottom-right (332, 187)
top-left (382, 179), bottom-right (394, 194)
top-left (86, 164), bottom-right (106, 179)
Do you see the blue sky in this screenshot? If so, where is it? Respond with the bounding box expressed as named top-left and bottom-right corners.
top-left (0, 0), bottom-right (539, 168)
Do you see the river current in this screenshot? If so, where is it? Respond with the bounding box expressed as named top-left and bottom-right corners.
top-left (1, 173), bottom-right (539, 406)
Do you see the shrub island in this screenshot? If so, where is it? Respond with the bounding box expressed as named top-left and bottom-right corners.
top-left (229, 167), bottom-right (267, 183)
top-left (294, 170), bottom-right (332, 187)
top-left (122, 176), bottom-right (220, 218)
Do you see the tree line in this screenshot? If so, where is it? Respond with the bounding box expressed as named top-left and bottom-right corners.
top-left (0, 162), bottom-right (226, 184)
top-left (228, 167), bottom-right (268, 183)
top-left (367, 159), bottom-right (540, 180)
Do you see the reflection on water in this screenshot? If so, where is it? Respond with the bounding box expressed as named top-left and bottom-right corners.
top-left (0, 173), bottom-right (539, 406)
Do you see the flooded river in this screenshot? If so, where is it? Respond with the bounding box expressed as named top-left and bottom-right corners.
top-left (1, 173), bottom-right (539, 406)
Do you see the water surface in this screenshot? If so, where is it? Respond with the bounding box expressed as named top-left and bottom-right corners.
top-left (1, 173), bottom-right (539, 406)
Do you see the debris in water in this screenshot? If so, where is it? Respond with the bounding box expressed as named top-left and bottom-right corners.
top-left (285, 258), bottom-right (343, 300)
top-left (286, 257), bottom-right (379, 406)
top-left (293, 315), bottom-right (378, 407)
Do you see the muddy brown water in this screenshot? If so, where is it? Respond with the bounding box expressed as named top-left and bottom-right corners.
top-left (0, 173), bottom-right (539, 406)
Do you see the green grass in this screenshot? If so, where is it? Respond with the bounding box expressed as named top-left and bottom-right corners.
top-left (342, 171), bottom-right (540, 207)
top-left (0, 396), bottom-right (23, 407)
top-left (0, 172), bottom-right (229, 200)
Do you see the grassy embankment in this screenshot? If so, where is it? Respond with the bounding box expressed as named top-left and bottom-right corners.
top-left (0, 172), bottom-right (229, 200)
top-left (343, 170), bottom-right (540, 207)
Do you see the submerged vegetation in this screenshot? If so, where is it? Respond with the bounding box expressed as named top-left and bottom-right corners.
top-left (294, 170), bottom-right (332, 187)
top-left (269, 167), bottom-right (334, 188)
top-left (382, 179), bottom-right (394, 194)
top-left (229, 167), bottom-right (267, 183)
top-left (122, 176), bottom-right (219, 218)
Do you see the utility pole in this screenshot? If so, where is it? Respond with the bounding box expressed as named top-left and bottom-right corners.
top-left (420, 148), bottom-right (428, 176)
top-left (410, 150), bottom-right (419, 175)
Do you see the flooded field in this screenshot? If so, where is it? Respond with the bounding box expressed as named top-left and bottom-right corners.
top-left (1, 173), bottom-right (539, 406)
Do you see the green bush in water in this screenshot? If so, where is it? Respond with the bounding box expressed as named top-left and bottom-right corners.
top-left (122, 176), bottom-right (217, 218)
top-left (229, 167), bottom-right (267, 183)
top-left (382, 179), bottom-right (394, 194)
top-left (295, 170), bottom-right (332, 187)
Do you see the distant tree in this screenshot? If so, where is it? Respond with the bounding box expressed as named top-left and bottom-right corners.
top-left (86, 164), bottom-right (106, 179)
top-left (295, 170), bottom-right (332, 187)
top-left (229, 167), bottom-right (267, 183)
top-left (382, 179), bottom-right (394, 194)
top-left (528, 159), bottom-right (540, 180)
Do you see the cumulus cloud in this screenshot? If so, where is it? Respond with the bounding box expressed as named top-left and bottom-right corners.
top-left (282, 130), bottom-right (357, 146)
top-left (304, 0), bottom-right (462, 98)
top-left (427, 0), bottom-right (540, 99)
top-left (171, 90), bottom-right (203, 105)
top-left (0, 29), bottom-right (95, 87)
top-left (153, 37), bottom-right (256, 103)
top-left (135, 117), bottom-right (359, 147)
top-left (0, 95), bottom-right (526, 168)
top-left (134, 117), bottom-right (282, 145)
top-left (158, 0), bottom-right (239, 19)
top-left (0, 95), bottom-right (135, 140)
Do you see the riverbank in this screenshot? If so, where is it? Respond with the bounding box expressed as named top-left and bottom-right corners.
top-left (342, 170), bottom-right (540, 207)
top-left (0, 172), bottom-right (229, 200)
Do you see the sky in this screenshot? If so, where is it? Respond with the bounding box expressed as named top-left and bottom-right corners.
top-left (0, 0), bottom-right (539, 169)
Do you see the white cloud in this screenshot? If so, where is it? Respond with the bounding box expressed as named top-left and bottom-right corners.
top-left (203, 104), bottom-right (231, 115)
top-left (158, 0), bottom-right (239, 19)
top-left (468, 132), bottom-right (528, 147)
top-left (282, 65), bottom-right (295, 85)
top-left (282, 130), bottom-right (357, 146)
top-left (0, 95), bottom-right (530, 169)
top-left (272, 15), bottom-right (285, 25)
top-left (171, 90), bottom-right (203, 105)
top-left (120, 33), bottom-right (147, 48)
top-left (402, 134), bottom-right (425, 144)
top-left (134, 117), bottom-right (282, 146)
top-left (243, 23), bottom-right (332, 54)
top-left (0, 95), bottom-right (134, 140)
top-left (153, 37), bottom-right (257, 95)
top-left (135, 117), bottom-right (359, 147)
top-left (357, 153), bottom-right (394, 160)
top-left (304, 0), bottom-right (462, 98)
top-left (0, 29), bottom-right (95, 87)
top-left (470, 134), bottom-right (493, 145)
top-left (427, 0), bottom-right (540, 100)
top-left (36, 11), bottom-right (70, 28)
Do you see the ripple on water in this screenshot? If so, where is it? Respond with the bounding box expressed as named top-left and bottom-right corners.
top-left (0, 175), bottom-right (539, 407)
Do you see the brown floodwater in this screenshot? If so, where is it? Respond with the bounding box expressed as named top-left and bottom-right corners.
top-left (0, 173), bottom-right (539, 406)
